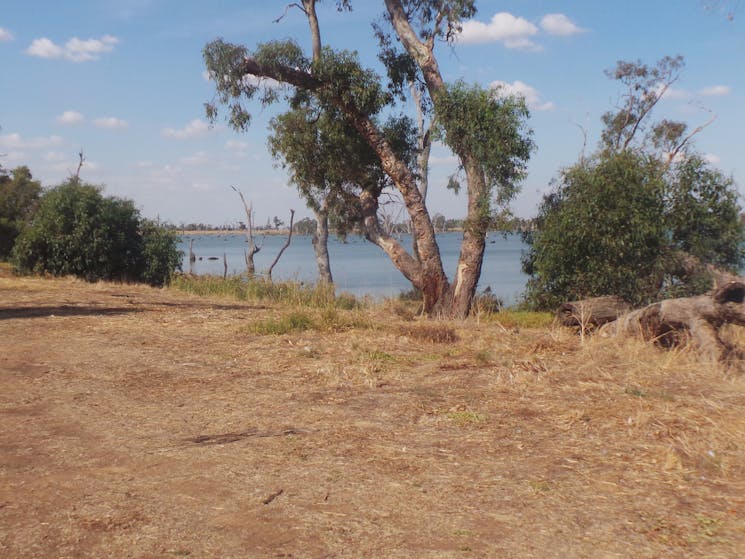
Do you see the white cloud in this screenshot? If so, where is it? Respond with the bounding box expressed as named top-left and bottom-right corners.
top-left (657, 85), bottom-right (689, 100)
top-left (3, 151), bottom-right (25, 163)
top-left (225, 139), bottom-right (249, 153)
top-left (180, 151), bottom-right (209, 166)
top-left (458, 12), bottom-right (540, 50)
top-left (0, 27), bottom-right (14, 42)
top-left (26, 35), bottom-right (119, 62)
top-left (539, 14), bottom-right (585, 36)
top-left (135, 160), bottom-right (154, 168)
top-left (94, 116), bottom-right (128, 129)
top-left (490, 80), bottom-right (554, 111)
top-left (704, 153), bottom-right (721, 164)
top-left (429, 154), bottom-right (459, 166)
top-left (0, 133), bottom-right (63, 149)
top-left (43, 151), bottom-right (67, 162)
top-left (699, 85), bottom-right (731, 97)
top-left (56, 110), bottom-right (84, 125)
top-left (162, 119), bottom-right (212, 139)
top-left (242, 74), bottom-right (282, 89)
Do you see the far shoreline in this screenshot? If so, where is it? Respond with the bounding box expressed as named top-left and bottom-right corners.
top-left (177, 229), bottom-right (293, 236)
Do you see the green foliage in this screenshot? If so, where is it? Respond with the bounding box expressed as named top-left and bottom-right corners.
top-left (293, 217), bottom-right (317, 236)
top-left (12, 179), bottom-right (181, 286)
top-left (0, 166), bottom-right (42, 259)
top-left (268, 102), bottom-right (416, 238)
top-left (249, 311), bottom-right (314, 335)
top-left (666, 155), bottom-right (744, 270)
top-left (436, 82), bottom-right (534, 208)
top-left (140, 221), bottom-right (183, 287)
top-left (523, 151), bottom-right (743, 309)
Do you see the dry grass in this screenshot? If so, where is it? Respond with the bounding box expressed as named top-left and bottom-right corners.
top-left (1, 271), bottom-right (745, 558)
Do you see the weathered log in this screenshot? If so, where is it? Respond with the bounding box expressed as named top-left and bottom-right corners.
top-left (558, 296), bottom-right (631, 329)
top-left (601, 281), bottom-right (745, 361)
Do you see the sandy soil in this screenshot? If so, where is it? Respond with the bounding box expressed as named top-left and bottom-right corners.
top-left (1, 272), bottom-right (744, 558)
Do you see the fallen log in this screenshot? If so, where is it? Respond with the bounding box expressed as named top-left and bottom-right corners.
top-left (558, 296), bottom-right (630, 329)
top-left (600, 281), bottom-right (745, 361)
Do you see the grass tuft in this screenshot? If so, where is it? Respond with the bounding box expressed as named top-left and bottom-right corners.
top-left (248, 312), bottom-right (314, 335)
top-left (399, 323), bottom-right (458, 343)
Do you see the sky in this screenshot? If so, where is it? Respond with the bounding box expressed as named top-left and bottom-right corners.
top-left (1, 1), bottom-right (744, 227)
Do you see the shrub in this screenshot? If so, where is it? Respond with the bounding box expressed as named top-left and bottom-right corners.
top-left (12, 179), bottom-right (181, 286)
top-left (522, 152), bottom-right (744, 309)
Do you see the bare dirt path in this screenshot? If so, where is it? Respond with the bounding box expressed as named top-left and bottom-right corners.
top-left (1, 274), bottom-right (744, 558)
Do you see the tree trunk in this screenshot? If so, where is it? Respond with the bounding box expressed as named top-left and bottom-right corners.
top-left (231, 186), bottom-right (261, 276)
top-left (312, 206), bottom-right (333, 284)
top-left (558, 296), bottom-right (631, 328)
top-left (595, 281), bottom-right (745, 361)
top-left (302, 0), bottom-right (322, 64)
top-left (385, 0), bottom-right (489, 319)
top-left (410, 82), bottom-right (432, 264)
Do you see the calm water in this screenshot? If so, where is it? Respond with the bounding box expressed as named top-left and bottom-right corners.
top-left (178, 232), bottom-right (529, 304)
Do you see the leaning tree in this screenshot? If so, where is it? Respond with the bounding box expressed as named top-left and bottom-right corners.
top-left (204, 0), bottom-right (533, 317)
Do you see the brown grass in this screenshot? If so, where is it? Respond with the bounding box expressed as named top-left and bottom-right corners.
top-left (1, 271), bottom-right (745, 558)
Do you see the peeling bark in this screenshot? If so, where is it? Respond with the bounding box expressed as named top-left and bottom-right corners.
top-left (311, 205), bottom-right (332, 284)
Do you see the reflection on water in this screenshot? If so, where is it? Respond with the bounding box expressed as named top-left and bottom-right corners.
top-left (178, 232), bottom-right (529, 305)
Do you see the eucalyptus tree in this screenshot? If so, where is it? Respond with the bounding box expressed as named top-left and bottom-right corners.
top-left (204, 0), bottom-right (533, 317)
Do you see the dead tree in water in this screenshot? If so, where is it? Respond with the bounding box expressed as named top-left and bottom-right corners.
top-left (231, 185), bottom-right (261, 275)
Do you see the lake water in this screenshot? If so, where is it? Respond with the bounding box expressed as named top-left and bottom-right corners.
top-left (178, 232), bottom-right (530, 304)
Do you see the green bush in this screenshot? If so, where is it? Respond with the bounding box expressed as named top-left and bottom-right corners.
top-left (522, 151), bottom-right (744, 309)
top-left (0, 166), bottom-right (42, 259)
top-left (12, 179), bottom-right (181, 286)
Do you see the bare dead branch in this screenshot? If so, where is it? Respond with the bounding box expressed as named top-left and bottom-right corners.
top-left (273, 3), bottom-right (306, 24)
top-left (231, 185), bottom-right (262, 275)
top-left (75, 149), bottom-right (85, 181)
top-left (666, 111), bottom-right (718, 166)
top-left (266, 209), bottom-right (296, 280)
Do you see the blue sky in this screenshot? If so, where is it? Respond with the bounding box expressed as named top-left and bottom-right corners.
top-left (1, 1), bottom-right (743, 226)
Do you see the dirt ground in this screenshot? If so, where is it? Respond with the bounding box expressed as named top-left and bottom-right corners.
top-left (1, 272), bottom-right (745, 558)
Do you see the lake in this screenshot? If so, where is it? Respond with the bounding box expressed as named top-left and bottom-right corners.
top-left (178, 232), bottom-right (530, 305)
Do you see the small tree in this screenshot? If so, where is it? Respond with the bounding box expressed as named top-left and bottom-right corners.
top-left (12, 179), bottom-right (181, 286)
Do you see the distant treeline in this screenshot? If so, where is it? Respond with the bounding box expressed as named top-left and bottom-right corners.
top-left (176, 214), bottom-right (537, 235)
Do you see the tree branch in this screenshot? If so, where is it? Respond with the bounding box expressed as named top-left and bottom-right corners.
top-left (666, 111), bottom-right (717, 166)
top-left (267, 209), bottom-right (296, 280)
top-left (273, 3), bottom-right (307, 24)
